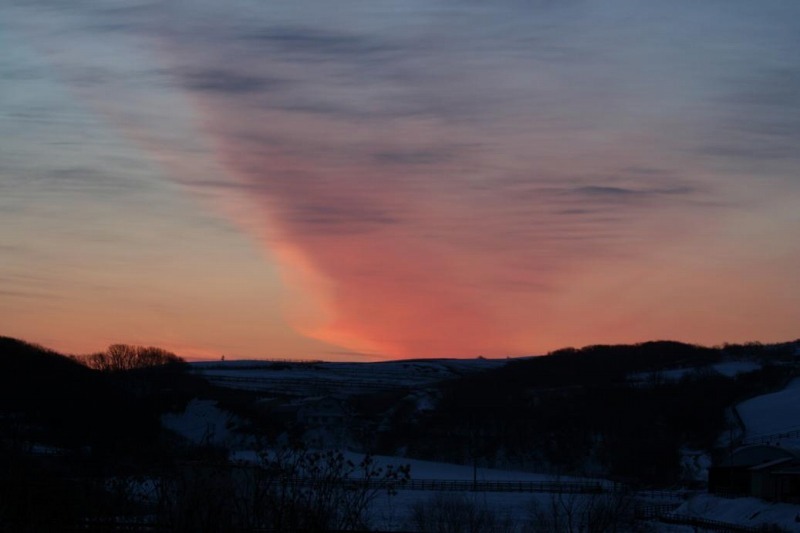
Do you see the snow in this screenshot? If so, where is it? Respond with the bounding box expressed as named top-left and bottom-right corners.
top-left (711, 361), bottom-right (761, 377)
top-left (679, 448), bottom-right (711, 483)
top-left (184, 358), bottom-right (800, 531)
top-left (675, 493), bottom-right (800, 531)
top-left (230, 449), bottom-right (603, 484)
top-left (344, 452), bottom-right (602, 483)
top-left (650, 525), bottom-right (696, 533)
top-left (372, 490), bottom-right (557, 530)
top-left (222, 449), bottom-right (670, 531)
top-left (738, 377), bottom-right (800, 440)
top-left (371, 488), bottom-right (668, 531)
top-left (224, 439), bottom-right (795, 531)
top-left (161, 399), bottom-right (245, 447)
top-left (409, 390), bottom-right (437, 412)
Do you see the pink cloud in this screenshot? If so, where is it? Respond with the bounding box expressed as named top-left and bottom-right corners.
top-left (10, 1), bottom-right (800, 359)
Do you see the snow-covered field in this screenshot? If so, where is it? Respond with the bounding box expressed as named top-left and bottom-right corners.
top-left (159, 400), bottom-right (800, 532)
top-left (712, 361), bottom-right (762, 377)
top-left (370, 489), bottom-right (612, 531)
top-left (180, 358), bottom-right (800, 531)
top-left (674, 494), bottom-right (800, 532)
top-left (161, 399), bottom-right (251, 448)
top-left (192, 358), bottom-right (507, 396)
top-left (738, 377), bottom-right (800, 441)
top-left (231, 449), bottom-right (604, 485)
top-left (230, 449), bottom-right (633, 531)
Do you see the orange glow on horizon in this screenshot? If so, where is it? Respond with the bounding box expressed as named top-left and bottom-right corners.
top-left (3, 2), bottom-right (800, 361)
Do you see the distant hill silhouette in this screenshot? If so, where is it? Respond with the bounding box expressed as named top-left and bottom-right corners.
top-left (0, 336), bottom-right (159, 454)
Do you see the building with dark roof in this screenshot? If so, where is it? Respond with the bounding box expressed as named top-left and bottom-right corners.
top-left (709, 444), bottom-right (800, 502)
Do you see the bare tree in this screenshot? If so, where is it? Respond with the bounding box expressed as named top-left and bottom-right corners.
top-left (525, 488), bottom-right (641, 533)
top-left (251, 447), bottom-right (410, 531)
top-left (152, 445), bottom-right (409, 531)
top-left (409, 493), bottom-right (518, 533)
top-left (77, 344), bottom-right (184, 372)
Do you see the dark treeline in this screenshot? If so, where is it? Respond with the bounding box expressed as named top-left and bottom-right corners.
top-left (75, 343), bottom-right (187, 372)
top-left (365, 341), bottom-right (798, 485)
top-left (0, 337), bottom-right (407, 532)
top-left (0, 337), bottom-right (202, 530)
top-left (0, 337), bottom-right (160, 454)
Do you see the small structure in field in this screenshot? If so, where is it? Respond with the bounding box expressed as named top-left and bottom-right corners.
top-left (709, 444), bottom-right (800, 503)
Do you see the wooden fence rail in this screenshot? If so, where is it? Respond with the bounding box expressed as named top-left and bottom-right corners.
top-left (742, 427), bottom-right (800, 445)
top-left (400, 478), bottom-right (606, 493)
top-left (658, 512), bottom-right (766, 533)
top-left (250, 477), bottom-right (609, 494)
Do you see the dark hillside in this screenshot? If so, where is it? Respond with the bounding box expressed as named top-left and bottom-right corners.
top-left (0, 337), bottom-right (170, 529)
top-left (0, 336), bottom-right (159, 454)
top-left (496, 341), bottom-right (722, 387)
top-left (394, 341), bottom-right (794, 485)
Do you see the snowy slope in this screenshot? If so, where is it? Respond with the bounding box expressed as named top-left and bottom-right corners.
top-left (712, 361), bottom-right (762, 377)
top-left (161, 399), bottom-right (248, 448)
top-left (675, 494), bottom-right (800, 531)
top-left (738, 377), bottom-right (800, 440)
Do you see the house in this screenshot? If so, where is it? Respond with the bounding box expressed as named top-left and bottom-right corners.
top-left (709, 444), bottom-right (800, 503)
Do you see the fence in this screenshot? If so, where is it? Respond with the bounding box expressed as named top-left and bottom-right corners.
top-left (636, 505), bottom-right (772, 532)
top-left (400, 478), bottom-right (606, 493)
top-left (742, 427), bottom-right (800, 445)
top-left (658, 513), bottom-right (767, 533)
top-left (635, 503), bottom-right (682, 519)
top-left (232, 476), bottom-right (607, 494)
top-left (634, 488), bottom-right (695, 501)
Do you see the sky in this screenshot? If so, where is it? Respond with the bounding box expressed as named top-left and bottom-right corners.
top-left (1, 0), bottom-right (799, 361)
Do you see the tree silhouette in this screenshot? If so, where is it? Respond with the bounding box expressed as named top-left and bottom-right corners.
top-left (78, 344), bottom-right (185, 372)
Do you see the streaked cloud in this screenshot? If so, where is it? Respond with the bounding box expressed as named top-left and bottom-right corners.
top-left (2, 0), bottom-right (800, 358)
top-left (180, 69), bottom-right (284, 96)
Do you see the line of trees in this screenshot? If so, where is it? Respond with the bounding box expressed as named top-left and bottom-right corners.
top-left (75, 344), bottom-right (185, 372)
top-left (367, 341), bottom-right (795, 485)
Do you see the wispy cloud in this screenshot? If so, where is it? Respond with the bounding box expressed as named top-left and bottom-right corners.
top-left (4, 0), bottom-right (800, 357)
top-left (180, 69), bottom-right (283, 96)
top-left (240, 26), bottom-right (397, 59)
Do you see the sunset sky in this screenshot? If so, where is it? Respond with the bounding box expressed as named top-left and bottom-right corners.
top-left (1, 0), bottom-right (799, 360)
